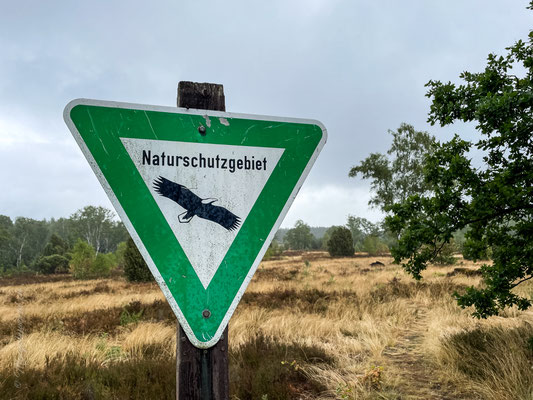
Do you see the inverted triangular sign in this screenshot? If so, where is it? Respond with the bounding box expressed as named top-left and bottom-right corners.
top-left (64, 99), bottom-right (327, 348)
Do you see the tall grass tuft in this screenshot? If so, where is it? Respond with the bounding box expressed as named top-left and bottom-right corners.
top-left (230, 333), bottom-right (333, 399)
top-left (436, 322), bottom-right (533, 400)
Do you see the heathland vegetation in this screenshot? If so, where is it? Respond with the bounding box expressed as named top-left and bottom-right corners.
top-left (0, 204), bottom-right (399, 281)
top-left (1, 253), bottom-right (533, 399)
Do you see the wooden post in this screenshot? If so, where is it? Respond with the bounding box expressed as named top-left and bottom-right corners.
top-left (176, 81), bottom-right (230, 400)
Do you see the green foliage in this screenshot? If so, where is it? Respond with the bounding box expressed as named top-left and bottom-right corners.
top-left (346, 216), bottom-right (374, 249)
top-left (346, 216), bottom-right (379, 250)
top-left (327, 227), bottom-right (354, 257)
top-left (115, 241), bottom-right (127, 268)
top-left (361, 235), bottom-right (389, 256)
top-left (33, 233), bottom-right (71, 274)
top-left (10, 217), bottom-right (49, 268)
top-left (0, 264), bottom-right (33, 278)
top-left (344, 215), bottom-right (397, 255)
top-left (284, 220), bottom-right (315, 250)
top-left (387, 12), bottom-right (533, 317)
top-left (462, 236), bottom-right (492, 261)
top-left (70, 239), bottom-right (114, 279)
top-left (310, 235), bottom-right (323, 250)
top-left (42, 233), bottom-right (69, 257)
top-left (302, 260), bottom-right (311, 277)
top-left (451, 228), bottom-right (467, 255)
top-left (123, 238), bottom-right (153, 282)
top-left (0, 215), bottom-right (15, 268)
top-left (120, 302), bottom-right (144, 326)
top-left (69, 206), bottom-right (127, 254)
top-left (263, 240), bottom-right (283, 260)
top-left (70, 239), bottom-right (95, 279)
top-left (320, 227), bottom-right (334, 251)
top-left (349, 123), bottom-right (436, 212)
top-left (92, 253), bottom-right (114, 278)
top-left (433, 241), bottom-right (457, 266)
top-left (0, 207), bottom-right (127, 272)
top-left (120, 310), bottom-right (143, 326)
top-left (276, 226), bottom-right (327, 241)
top-left (34, 254), bottom-right (70, 274)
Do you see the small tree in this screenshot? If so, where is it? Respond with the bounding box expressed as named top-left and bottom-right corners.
top-left (10, 217), bottom-right (49, 268)
top-left (69, 239), bottom-right (114, 279)
top-left (327, 227), bottom-right (354, 257)
top-left (284, 220), bottom-right (315, 250)
top-left (70, 239), bottom-right (95, 279)
top-left (346, 216), bottom-right (380, 251)
top-left (263, 240), bottom-right (283, 261)
top-left (361, 235), bottom-right (389, 256)
top-left (124, 238), bottom-right (153, 282)
top-left (91, 253), bottom-right (114, 278)
top-left (349, 123), bottom-right (436, 213)
top-left (34, 233), bottom-right (71, 274)
top-left (34, 254), bottom-right (70, 274)
top-left (68, 206), bottom-right (127, 254)
top-left (115, 241), bottom-right (127, 269)
top-left (42, 233), bottom-right (69, 257)
top-left (321, 226), bottom-right (336, 251)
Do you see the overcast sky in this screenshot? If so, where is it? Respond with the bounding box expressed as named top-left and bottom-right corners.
top-left (1, 1), bottom-right (531, 228)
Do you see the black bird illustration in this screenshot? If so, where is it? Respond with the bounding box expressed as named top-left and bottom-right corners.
top-left (153, 176), bottom-right (241, 231)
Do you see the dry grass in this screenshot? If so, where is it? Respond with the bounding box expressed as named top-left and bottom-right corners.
top-left (1, 254), bottom-right (533, 399)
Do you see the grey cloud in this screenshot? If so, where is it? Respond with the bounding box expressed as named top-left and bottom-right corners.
top-left (0, 0), bottom-right (530, 223)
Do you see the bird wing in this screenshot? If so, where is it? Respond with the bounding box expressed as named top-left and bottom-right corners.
top-left (153, 176), bottom-right (202, 210)
top-left (196, 203), bottom-right (241, 231)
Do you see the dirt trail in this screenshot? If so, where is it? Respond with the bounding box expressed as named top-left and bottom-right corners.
top-left (382, 304), bottom-right (464, 400)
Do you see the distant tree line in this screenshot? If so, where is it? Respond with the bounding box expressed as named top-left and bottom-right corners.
top-left (0, 205), bottom-right (128, 275)
top-left (267, 216), bottom-right (399, 258)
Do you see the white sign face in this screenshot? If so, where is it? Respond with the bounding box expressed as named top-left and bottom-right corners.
top-left (121, 138), bottom-right (284, 288)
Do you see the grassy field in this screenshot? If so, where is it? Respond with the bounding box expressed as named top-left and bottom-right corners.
top-left (1, 253), bottom-right (533, 399)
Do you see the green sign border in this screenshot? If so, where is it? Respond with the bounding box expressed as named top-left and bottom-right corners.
top-left (64, 99), bottom-right (326, 348)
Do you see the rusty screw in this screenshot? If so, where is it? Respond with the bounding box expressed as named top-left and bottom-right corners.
top-left (202, 309), bottom-right (211, 319)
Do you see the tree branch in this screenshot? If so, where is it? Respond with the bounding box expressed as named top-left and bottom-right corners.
top-left (510, 274), bottom-right (533, 289)
top-left (464, 204), bottom-right (533, 226)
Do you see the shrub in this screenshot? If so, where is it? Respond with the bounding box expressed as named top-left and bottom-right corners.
top-left (115, 241), bottom-right (127, 269)
top-left (42, 233), bottom-right (69, 257)
top-left (70, 240), bottom-right (95, 279)
top-left (263, 240), bottom-right (283, 261)
top-left (362, 235), bottom-right (389, 256)
top-left (34, 254), bottom-right (70, 274)
top-left (70, 240), bottom-right (115, 279)
top-left (120, 301), bottom-right (144, 326)
top-left (124, 238), bottom-right (153, 282)
top-left (91, 253), bottom-right (115, 278)
top-left (327, 227), bottom-right (354, 257)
